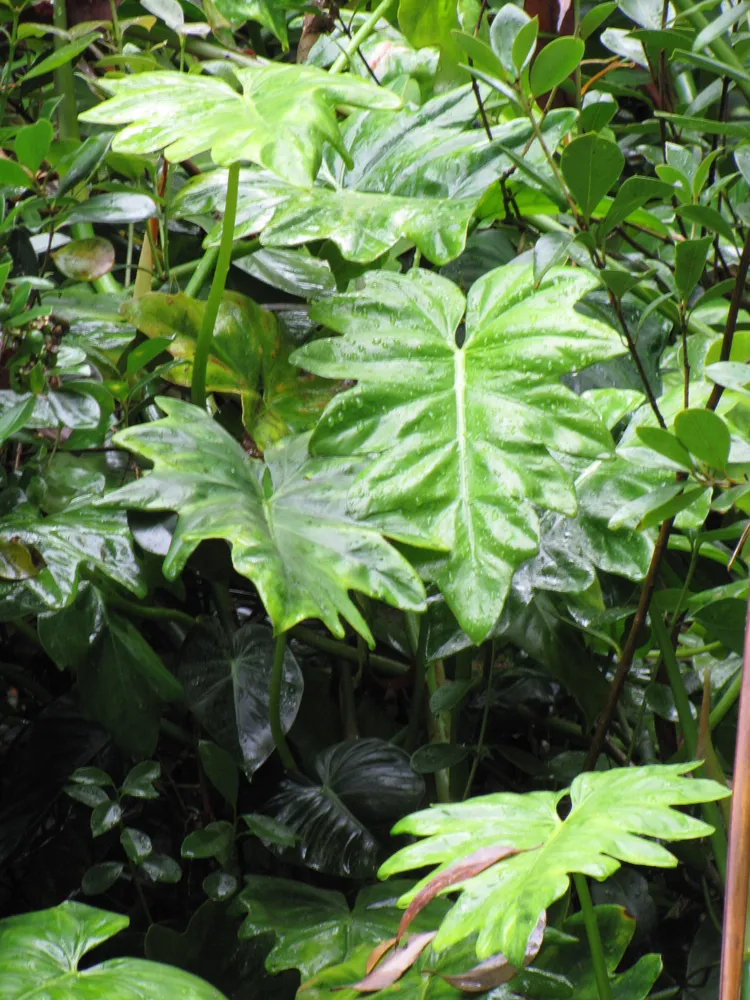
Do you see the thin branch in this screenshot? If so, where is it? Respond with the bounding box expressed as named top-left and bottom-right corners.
top-left (584, 516), bottom-right (674, 770)
top-left (706, 226), bottom-right (750, 411)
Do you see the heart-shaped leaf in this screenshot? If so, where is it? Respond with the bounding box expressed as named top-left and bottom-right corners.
top-left (0, 900), bottom-right (228, 999)
top-left (179, 620), bottom-right (303, 776)
top-left (264, 739), bottom-right (424, 877)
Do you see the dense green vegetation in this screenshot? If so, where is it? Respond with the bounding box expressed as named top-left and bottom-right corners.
top-left (2, 0), bottom-right (750, 996)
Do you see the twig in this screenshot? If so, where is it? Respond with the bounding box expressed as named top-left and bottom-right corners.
top-left (706, 226), bottom-right (750, 411)
top-left (584, 516), bottom-right (674, 770)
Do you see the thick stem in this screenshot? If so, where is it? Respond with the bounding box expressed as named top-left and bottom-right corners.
top-left (585, 516), bottom-right (673, 770)
top-left (191, 162), bottom-right (240, 408)
top-left (185, 246), bottom-right (219, 298)
top-left (719, 592), bottom-right (750, 1000)
top-left (405, 615), bottom-right (428, 753)
top-left (290, 624), bottom-right (409, 675)
top-left (329, 0), bottom-right (395, 74)
top-left (574, 874), bottom-right (612, 1000)
top-left (269, 634), bottom-right (296, 771)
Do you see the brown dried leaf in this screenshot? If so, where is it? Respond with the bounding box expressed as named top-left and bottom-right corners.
top-left (397, 844), bottom-right (526, 940)
top-left (346, 933), bottom-right (436, 993)
top-left (365, 937), bottom-right (398, 975)
top-left (438, 913), bottom-right (547, 993)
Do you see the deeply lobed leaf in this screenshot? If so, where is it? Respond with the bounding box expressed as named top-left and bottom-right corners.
top-left (293, 263), bottom-right (625, 641)
top-left (80, 63), bottom-right (401, 187)
top-left (101, 399), bottom-right (425, 644)
top-left (378, 763), bottom-right (729, 967)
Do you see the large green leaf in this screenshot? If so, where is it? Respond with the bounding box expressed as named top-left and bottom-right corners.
top-left (79, 64), bottom-right (401, 187)
top-left (292, 264), bottom-right (624, 642)
top-left (239, 878), bottom-right (449, 980)
top-left (103, 402), bottom-right (425, 644)
top-left (538, 906), bottom-right (661, 1000)
top-left (178, 620), bottom-right (303, 775)
top-left (121, 290), bottom-right (337, 449)
top-left (171, 90), bottom-right (576, 265)
top-left (0, 505), bottom-right (145, 620)
top-left (379, 763), bottom-right (729, 967)
top-left (263, 739), bottom-right (424, 878)
top-left (0, 900), bottom-right (226, 999)
top-left (38, 584), bottom-right (183, 756)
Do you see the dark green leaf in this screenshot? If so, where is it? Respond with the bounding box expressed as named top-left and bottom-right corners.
top-left (411, 744), bottom-right (469, 773)
top-left (140, 854), bottom-right (183, 884)
top-left (20, 33), bottom-right (99, 81)
top-left (264, 739), bottom-right (424, 878)
top-left (242, 813), bottom-right (298, 846)
top-left (693, 599), bottom-right (746, 654)
top-left (0, 507), bottom-right (145, 621)
top-left (121, 827), bottom-right (153, 864)
top-left (199, 741), bottom-right (239, 810)
top-left (91, 800), bottom-right (122, 837)
top-left (0, 396), bottom-right (35, 446)
top-left (182, 821), bottom-right (235, 860)
top-left (82, 863), bottom-right (124, 895)
top-left (599, 175), bottom-right (669, 237)
top-left (121, 761), bottom-right (161, 800)
top-left (179, 621), bottom-right (303, 776)
top-left (239, 878), bottom-right (449, 979)
top-left (203, 872), bottom-right (239, 901)
top-left (677, 204), bottom-right (736, 244)
top-left (66, 193), bottom-right (158, 225)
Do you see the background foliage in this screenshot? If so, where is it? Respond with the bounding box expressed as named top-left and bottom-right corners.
top-left (2, 0), bottom-right (750, 996)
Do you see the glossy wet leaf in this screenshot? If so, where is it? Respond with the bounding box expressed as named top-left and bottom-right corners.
top-left (0, 900), bottom-right (227, 999)
top-left (0, 506), bottom-right (145, 621)
top-left (80, 64), bottom-right (402, 187)
top-left (182, 821), bottom-right (234, 860)
top-left (105, 401), bottom-right (426, 643)
top-left (264, 739), bottom-right (424, 878)
top-left (379, 763), bottom-right (729, 967)
top-left (239, 878), bottom-right (448, 979)
top-left (40, 586), bottom-right (181, 756)
top-left (397, 845), bottom-right (525, 940)
top-left (66, 193), bottom-right (158, 225)
top-left (53, 237), bottom-right (115, 281)
top-left (294, 264), bottom-right (623, 642)
top-left (172, 90), bottom-right (575, 266)
top-left (179, 620), bottom-right (303, 776)
top-left (121, 291), bottom-right (337, 448)
top-left (214, 0), bottom-right (288, 47)
top-left (82, 863), bottom-right (124, 896)
top-left (439, 914), bottom-right (545, 991)
top-left (537, 905), bottom-right (661, 1000)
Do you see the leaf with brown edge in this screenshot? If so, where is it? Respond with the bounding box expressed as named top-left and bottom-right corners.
top-left (396, 844), bottom-right (527, 940)
top-left (365, 937), bottom-right (397, 975)
top-left (344, 932), bottom-right (436, 993)
top-left (438, 913), bottom-right (546, 992)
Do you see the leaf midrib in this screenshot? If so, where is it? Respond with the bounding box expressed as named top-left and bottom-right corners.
top-left (453, 349), bottom-right (476, 561)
